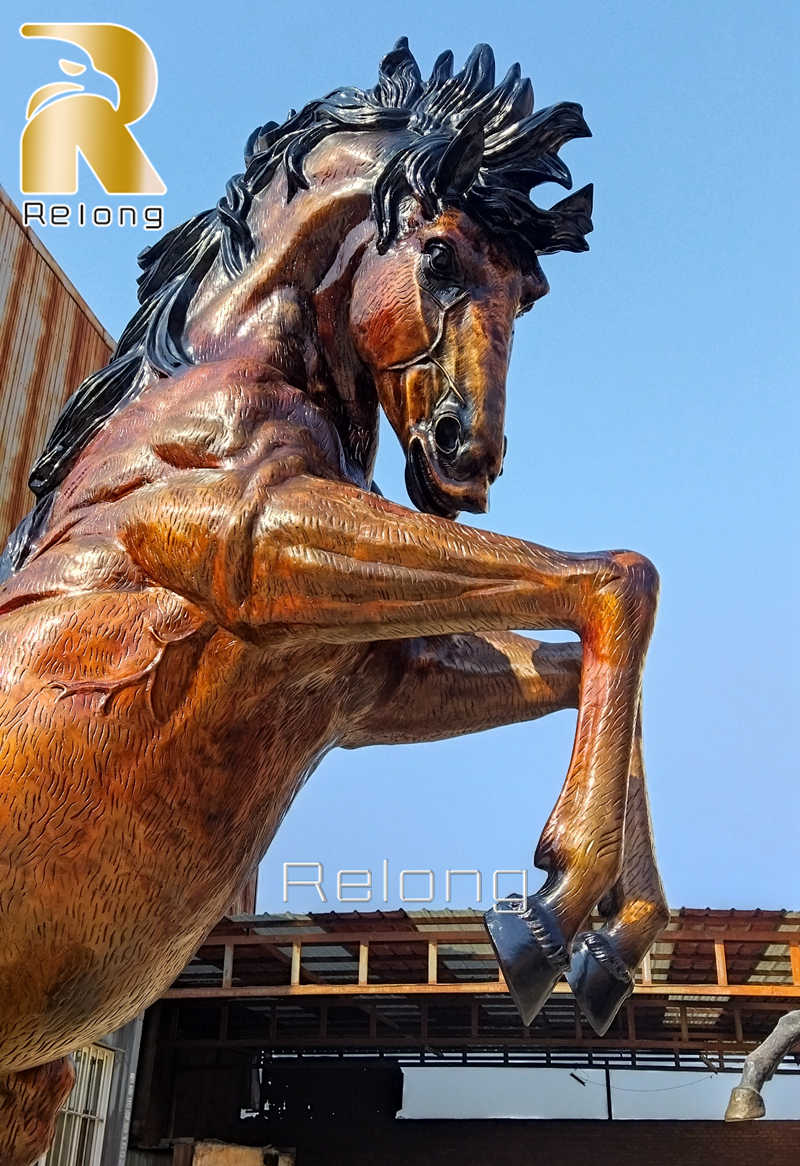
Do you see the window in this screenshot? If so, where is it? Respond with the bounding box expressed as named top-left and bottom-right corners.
top-left (39, 1044), bottom-right (115, 1166)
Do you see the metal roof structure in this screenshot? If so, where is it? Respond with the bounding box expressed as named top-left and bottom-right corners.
top-left (159, 907), bottom-right (800, 1074)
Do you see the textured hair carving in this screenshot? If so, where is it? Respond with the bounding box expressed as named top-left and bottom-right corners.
top-left (242, 38), bottom-right (593, 265)
top-left (1, 39), bottom-right (592, 577)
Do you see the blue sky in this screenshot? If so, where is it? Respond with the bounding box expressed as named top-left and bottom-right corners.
top-left (1, 0), bottom-right (797, 917)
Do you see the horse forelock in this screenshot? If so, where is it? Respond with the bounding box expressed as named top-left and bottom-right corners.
top-left (3, 37), bottom-right (592, 578)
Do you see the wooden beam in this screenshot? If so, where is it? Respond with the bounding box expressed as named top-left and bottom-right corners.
top-left (714, 941), bottom-right (729, 987)
top-left (200, 926), bottom-right (800, 949)
top-left (428, 941), bottom-right (438, 985)
top-left (358, 942), bottom-right (369, 986)
top-left (626, 1001), bottom-right (636, 1043)
top-left (263, 930), bottom-right (405, 1037)
top-left (222, 943), bottom-right (234, 990)
top-left (163, 1033), bottom-right (774, 1054)
top-left (290, 941), bottom-right (301, 987)
top-left (164, 980), bottom-right (800, 1001)
top-left (790, 944), bottom-right (800, 986)
top-left (734, 1006), bottom-right (743, 1044)
top-left (205, 929), bottom-right (488, 947)
top-left (665, 928), bottom-right (800, 945)
top-left (641, 951), bottom-right (652, 985)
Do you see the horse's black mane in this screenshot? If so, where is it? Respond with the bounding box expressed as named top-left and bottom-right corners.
top-left (1, 38), bottom-right (592, 576)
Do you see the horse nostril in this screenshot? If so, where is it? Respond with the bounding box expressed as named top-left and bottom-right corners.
top-left (434, 414), bottom-right (462, 457)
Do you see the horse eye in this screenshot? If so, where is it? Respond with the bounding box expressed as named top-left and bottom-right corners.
top-left (423, 240), bottom-right (458, 281)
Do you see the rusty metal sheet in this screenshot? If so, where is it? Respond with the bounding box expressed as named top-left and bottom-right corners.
top-left (0, 185), bottom-right (114, 540)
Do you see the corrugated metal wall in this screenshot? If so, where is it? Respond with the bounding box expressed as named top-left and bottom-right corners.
top-left (0, 185), bottom-right (114, 541)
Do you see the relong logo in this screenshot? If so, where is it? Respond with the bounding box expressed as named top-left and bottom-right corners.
top-left (20, 22), bottom-right (166, 196)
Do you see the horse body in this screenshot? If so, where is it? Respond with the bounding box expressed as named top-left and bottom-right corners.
top-left (0, 41), bottom-right (668, 1163)
top-left (0, 360), bottom-right (370, 1071)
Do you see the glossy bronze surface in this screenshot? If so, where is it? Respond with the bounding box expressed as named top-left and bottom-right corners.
top-left (0, 41), bottom-right (666, 1161)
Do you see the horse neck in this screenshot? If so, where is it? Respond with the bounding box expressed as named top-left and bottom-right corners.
top-left (184, 167), bottom-right (379, 479)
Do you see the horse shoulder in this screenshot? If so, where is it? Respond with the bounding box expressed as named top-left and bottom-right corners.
top-left (139, 359), bottom-right (348, 480)
top-left (71, 364), bottom-right (353, 631)
top-left (46, 360), bottom-right (345, 538)
top-left (0, 363), bottom-right (347, 622)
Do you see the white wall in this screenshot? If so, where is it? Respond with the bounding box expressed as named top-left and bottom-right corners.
top-left (399, 1067), bottom-right (800, 1120)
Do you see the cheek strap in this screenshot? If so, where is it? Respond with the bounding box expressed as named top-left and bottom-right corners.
top-left (383, 288), bottom-right (466, 406)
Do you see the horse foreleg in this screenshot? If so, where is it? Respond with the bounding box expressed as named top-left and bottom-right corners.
top-left (341, 633), bottom-right (581, 746)
top-left (725, 1011), bottom-right (800, 1120)
top-left (122, 470), bottom-right (658, 1024)
top-left (567, 708), bottom-right (669, 1034)
top-left (0, 1057), bottom-right (74, 1166)
top-left (343, 634), bottom-right (666, 1030)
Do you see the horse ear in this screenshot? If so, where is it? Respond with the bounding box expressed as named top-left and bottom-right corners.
top-left (433, 112), bottom-right (485, 197)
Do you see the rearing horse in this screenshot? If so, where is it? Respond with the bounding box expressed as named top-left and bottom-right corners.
top-left (0, 40), bottom-right (667, 1163)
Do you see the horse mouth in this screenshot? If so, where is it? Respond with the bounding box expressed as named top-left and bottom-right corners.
top-left (405, 434), bottom-right (489, 519)
top-left (405, 437), bottom-right (461, 519)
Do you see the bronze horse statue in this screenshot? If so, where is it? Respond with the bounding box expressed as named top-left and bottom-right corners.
top-left (0, 40), bottom-right (667, 1162)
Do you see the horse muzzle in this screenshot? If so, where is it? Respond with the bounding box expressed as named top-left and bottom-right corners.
top-left (405, 424), bottom-right (493, 518)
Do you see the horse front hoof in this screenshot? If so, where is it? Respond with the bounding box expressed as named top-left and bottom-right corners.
top-left (567, 931), bottom-right (633, 1036)
top-left (485, 894), bottom-right (571, 1026)
top-left (724, 1086), bottom-right (766, 1122)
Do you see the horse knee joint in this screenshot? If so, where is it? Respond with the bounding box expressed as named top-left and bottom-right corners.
top-left (607, 550), bottom-right (660, 616)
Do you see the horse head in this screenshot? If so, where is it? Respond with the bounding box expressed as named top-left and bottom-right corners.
top-left (347, 189), bottom-right (545, 519)
top-left (230, 40), bottom-right (594, 518)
